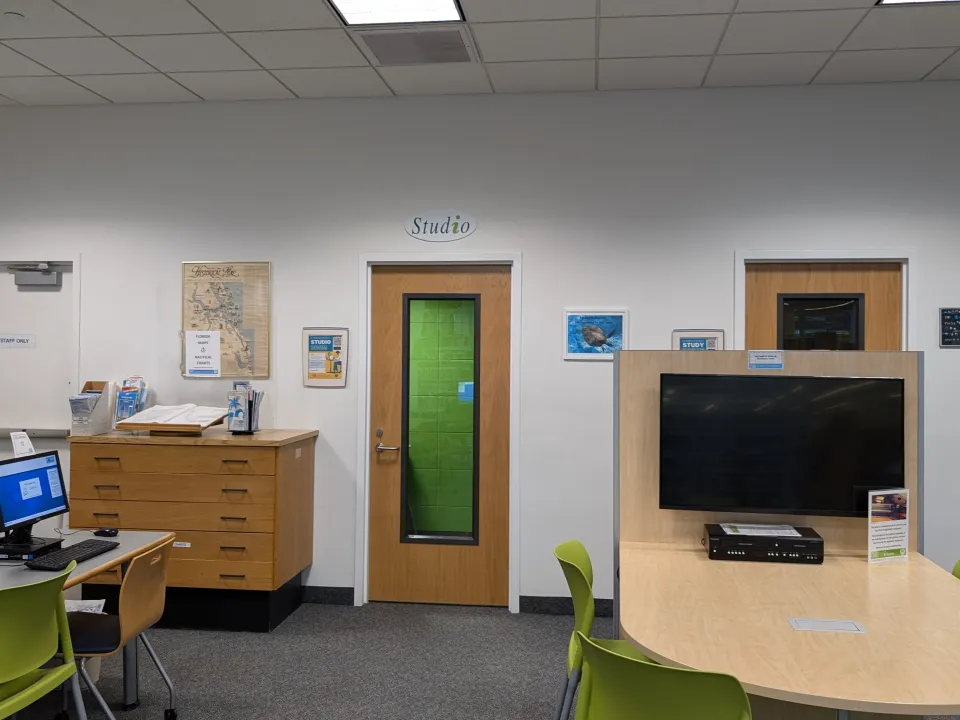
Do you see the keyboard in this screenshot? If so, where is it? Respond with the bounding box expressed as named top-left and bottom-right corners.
top-left (25, 539), bottom-right (120, 571)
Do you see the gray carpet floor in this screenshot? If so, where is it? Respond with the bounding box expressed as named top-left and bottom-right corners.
top-left (19, 603), bottom-right (957, 720)
top-left (22, 603), bottom-right (600, 720)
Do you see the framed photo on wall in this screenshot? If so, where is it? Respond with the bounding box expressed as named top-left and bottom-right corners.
top-left (671, 329), bottom-right (725, 351)
top-left (564, 310), bottom-right (628, 361)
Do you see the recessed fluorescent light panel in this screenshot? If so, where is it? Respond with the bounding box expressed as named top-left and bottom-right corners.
top-left (876, 0), bottom-right (960, 4)
top-left (329, 0), bottom-right (463, 26)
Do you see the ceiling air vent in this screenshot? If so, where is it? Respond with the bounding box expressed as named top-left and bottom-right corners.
top-left (356, 27), bottom-right (475, 66)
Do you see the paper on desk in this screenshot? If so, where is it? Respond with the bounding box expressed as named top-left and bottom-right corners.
top-left (720, 523), bottom-right (800, 537)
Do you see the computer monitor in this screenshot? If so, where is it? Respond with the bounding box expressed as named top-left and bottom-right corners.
top-left (0, 451), bottom-right (69, 544)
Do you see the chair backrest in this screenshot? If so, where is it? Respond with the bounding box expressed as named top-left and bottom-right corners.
top-left (0, 562), bottom-right (76, 684)
top-left (118, 538), bottom-right (173, 646)
top-left (554, 540), bottom-right (596, 674)
top-left (953, 560), bottom-right (960, 580)
top-left (576, 632), bottom-right (752, 720)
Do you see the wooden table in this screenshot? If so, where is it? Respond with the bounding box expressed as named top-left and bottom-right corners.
top-left (0, 530), bottom-right (173, 709)
top-left (619, 542), bottom-right (960, 719)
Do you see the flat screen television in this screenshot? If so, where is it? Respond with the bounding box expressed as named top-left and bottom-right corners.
top-left (659, 373), bottom-right (905, 517)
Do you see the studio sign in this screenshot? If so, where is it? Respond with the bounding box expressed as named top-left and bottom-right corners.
top-left (406, 212), bottom-right (477, 242)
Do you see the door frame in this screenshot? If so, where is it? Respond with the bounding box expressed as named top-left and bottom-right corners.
top-left (734, 248), bottom-right (919, 351)
top-left (355, 252), bottom-right (523, 611)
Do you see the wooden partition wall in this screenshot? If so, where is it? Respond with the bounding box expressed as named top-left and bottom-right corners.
top-left (617, 350), bottom-right (920, 556)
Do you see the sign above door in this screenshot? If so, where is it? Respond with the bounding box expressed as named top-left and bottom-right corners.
top-left (405, 212), bottom-right (477, 242)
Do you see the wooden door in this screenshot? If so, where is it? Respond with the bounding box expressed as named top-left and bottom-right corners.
top-left (746, 263), bottom-right (902, 351)
top-left (368, 266), bottom-right (510, 606)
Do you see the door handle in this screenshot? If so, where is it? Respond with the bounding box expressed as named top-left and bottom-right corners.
top-left (376, 442), bottom-right (400, 453)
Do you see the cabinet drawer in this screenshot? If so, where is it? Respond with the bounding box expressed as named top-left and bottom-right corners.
top-left (72, 445), bottom-right (276, 476)
top-left (170, 531), bottom-right (273, 562)
top-left (167, 559), bottom-right (273, 591)
top-left (71, 499), bottom-right (274, 533)
top-left (71, 472), bottom-right (275, 505)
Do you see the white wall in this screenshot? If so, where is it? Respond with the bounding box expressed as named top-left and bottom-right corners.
top-left (1, 82), bottom-right (959, 600)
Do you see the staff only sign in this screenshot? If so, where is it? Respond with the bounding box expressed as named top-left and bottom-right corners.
top-left (405, 212), bottom-right (477, 242)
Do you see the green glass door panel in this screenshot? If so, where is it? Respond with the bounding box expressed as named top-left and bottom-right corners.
top-left (404, 297), bottom-right (478, 542)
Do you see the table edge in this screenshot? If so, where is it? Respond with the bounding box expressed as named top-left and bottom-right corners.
top-left (64, 532), bottom-right (176, 589)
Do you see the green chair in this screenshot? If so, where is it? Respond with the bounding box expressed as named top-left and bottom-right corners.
top-left (953, 560), bottom-right (960, 579)
top-left (553, 540), bottom-right (652, 720)
top-left (0, 562), bottom-right (88, 720)
top-left (575, 631), bottom-right (752, 720)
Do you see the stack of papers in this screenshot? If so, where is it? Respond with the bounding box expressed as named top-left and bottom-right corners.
top-left (115, 376), bottom-right (149, 424)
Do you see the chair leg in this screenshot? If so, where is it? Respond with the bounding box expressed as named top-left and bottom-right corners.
top-left (139, 632), bottom-right (177, 719)
top-left (553, 674), bottom-right (569, 720)
top-left (77, 659), bottom-right (117, 720)
top-left (68, 672), bottom-right (89, 720)
top-left (559, 668), bottom-right (580, 720)
top-left (52, 678), bottom-right (70, 720)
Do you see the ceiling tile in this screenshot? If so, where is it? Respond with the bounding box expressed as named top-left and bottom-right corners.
top-left (0, 0), bottom-right (99, 39)
top-left (54, 0), bottom-right (216, 35)
top-left (5, 38), bottom-right (153, 74)
top-left (601, 15), bottom-right (727, 58)
top-left (601, 0), bottom-right (735, 17)
top-left (71, 72), bottom-right (200, 102)
top-left (737, 0), bottom-right (872, 10)
top-left (926, 50), bottom-right (960, 80)
top-left (461, 0), bottom-right (595, 22)
top-left (472, 20), bottom-right (595, 62)
top-left (706, 52), bottom-right (830, 86)
top-left (188, 0), bottom-right (340, 31)
top-left (843, 6), bottom-right (960, 50)
top-left (720, 10), bottom-right (865, 54)
top-left (273, 67), bottom-right (391, 96)
top-left (0, 44), bottom-right (53, 76)
top-left (815, 48), bottom-right (953, 83)
top-left (231, 30), bottom-right (366, 69)
top-left (116, 34), bottom-right (259, 72)
top-left (170, 70), bottom-right (294, 100)
top-left (599, 56), bottom-right (710, 89)
top-left (487, 59), bottom-right (595, 92)
top-left (379, 63), bottom-right (491, 95)
top-left (0, 76), bottom-right (107, 104)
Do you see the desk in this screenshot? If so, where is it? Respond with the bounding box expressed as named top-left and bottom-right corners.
top-left (619, 543), bottom-right (960, 719)
top-left (0, 530), bottom-right (174, 709)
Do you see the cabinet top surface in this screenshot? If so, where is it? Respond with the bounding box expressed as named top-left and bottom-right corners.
top-left (68, 427), bottom-right (318, 447)
top-left (619, 542), bottom-right (960, 714)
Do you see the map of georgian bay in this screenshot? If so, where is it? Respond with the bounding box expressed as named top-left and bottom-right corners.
top-left (182, 263), bottom-right (270, 377)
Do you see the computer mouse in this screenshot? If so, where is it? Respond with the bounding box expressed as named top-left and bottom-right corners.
top-left (94, 528), bottom-right (119, 537)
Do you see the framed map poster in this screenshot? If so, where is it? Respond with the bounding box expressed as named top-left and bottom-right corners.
top-left (182, 262), bottom-right (271, 378)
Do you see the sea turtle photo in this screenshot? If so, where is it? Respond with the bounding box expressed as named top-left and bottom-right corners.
top-left (581, 324), bottom-right (618, 348)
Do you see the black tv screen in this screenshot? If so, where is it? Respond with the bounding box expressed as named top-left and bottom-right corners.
top-left (659, 373), bottom-right (905, 517)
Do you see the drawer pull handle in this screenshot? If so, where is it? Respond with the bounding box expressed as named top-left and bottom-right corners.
top-left (219, 546), bottom-right (247, 551)
top-left (93, 512), bottom-right (119, 517)
top-left (219, 574), bottom-right (246, 580)
top-left (220, 516), bottom-right (247, 522)
top-left (94, 484), bottom-right (120, 489)
top-left (222, 459), bottom-right (249, 464)
top-left (94, 456), bottom-right (120, 461)
top-left (221, 488), bottom-right (248, 494)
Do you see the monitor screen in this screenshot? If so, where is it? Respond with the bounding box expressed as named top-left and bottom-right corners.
top-left (659, 374), bottom-right (905, 517)
top-left (0, 451), bottom-right (69, 530)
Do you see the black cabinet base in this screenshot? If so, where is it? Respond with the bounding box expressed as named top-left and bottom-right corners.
top-left (82, 574), bottom-right (303, 633)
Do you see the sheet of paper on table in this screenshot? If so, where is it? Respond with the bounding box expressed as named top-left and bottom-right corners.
top-left (720, 523), bottom-right (800, 537)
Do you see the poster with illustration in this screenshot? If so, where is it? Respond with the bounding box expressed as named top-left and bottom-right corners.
top-left (564, 310), bottom-right (628, 361)
top-left (302, 328), bottom-right (348, 387)
top-left (868, 489), bottom-right (909, 564)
